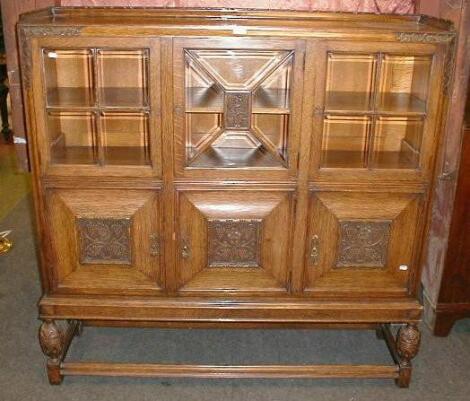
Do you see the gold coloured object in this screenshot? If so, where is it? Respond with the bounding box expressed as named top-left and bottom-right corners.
top-left (0, 236), bottom-right (13, 254)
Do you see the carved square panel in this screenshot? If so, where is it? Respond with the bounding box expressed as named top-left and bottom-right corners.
top-left (207, 219), bottom-right (262, 268)
top-left (77, 217), bottom-right (132, 265)
top-left (224, 92), bottom-right (251, 130)
top-left (336, 220), bottom-right (391, 267)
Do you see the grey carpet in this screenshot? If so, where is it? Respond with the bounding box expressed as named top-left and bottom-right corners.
top-left (1, 196), bottom-right (469, 401)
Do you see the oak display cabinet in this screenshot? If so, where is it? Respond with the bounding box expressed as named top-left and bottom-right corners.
top-left (18, 7), bottom-right (455, 386)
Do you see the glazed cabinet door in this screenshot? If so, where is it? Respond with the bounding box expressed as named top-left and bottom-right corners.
top-left (307, 41), bottom-right (445, 183)
top-left (46, 189), bottom-right (163, 295)
top-left (175, 190), bottom-right (295, 296)
top-left (31, 37), bottom-right (162, 177)
top-left (173, 38), bottom-right (305, 181)
top-left (304, 191), bottom-right (424, 297)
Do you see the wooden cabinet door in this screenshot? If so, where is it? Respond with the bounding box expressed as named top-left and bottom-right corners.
top-left (304, 191), bottom-right (423, 297)
top-left (47, 189), bottom-right (163, 295)
top-left (307, 40), bottom-right (445, 183)
top-left (173, 37), bottom-right (305, 181)
top-left (175, 190), bottom-right (294, 296)
top-left (32, 37), bottom-right (162, 177)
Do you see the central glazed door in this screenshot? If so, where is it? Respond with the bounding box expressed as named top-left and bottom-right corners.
top-left (173, 37), bottom-right (305, 181)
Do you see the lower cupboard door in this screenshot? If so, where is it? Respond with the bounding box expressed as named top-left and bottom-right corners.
top-left (47, 189), bottom-right (163, 295)
top-left (176, 190), bottom-right (294, 296)
top-left (304, 191), bottom-right (423, 297)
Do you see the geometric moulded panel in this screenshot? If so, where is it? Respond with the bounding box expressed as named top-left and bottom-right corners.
top-left (184, 49), bottom-right (293, 168)
top-left (208, 219), bottom-right (262, 268)
top-left (336, 220), bottom-right (391, 268)
top-left (77, 217), bottom-right (132, 265)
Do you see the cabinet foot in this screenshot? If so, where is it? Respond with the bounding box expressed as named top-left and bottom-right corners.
top-left (38, 320), bottom-right (81, 385)
top-left (394, 323), bottom-right (421, 388)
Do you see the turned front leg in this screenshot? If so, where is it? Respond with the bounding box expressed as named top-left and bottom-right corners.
top-left (39, 320), bottom-right (65, 385)
top-left (395, 323), bottom-right (421, 388)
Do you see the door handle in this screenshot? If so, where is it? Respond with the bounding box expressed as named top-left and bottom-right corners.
top-left (181, 238), bottom-right (191, 259)
top-left (309, 234), bottom-right (319, 266)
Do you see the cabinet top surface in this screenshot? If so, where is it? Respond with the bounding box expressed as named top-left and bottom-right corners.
top-left (19, 7), bottom-right (454, 37)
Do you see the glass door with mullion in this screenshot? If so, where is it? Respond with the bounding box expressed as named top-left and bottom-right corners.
top-left (173, 37), bottom-right (305, 181)
top-left (309, 41), bottom-right (445, 182)
top-left (35, 37), bottom-right (162, 176)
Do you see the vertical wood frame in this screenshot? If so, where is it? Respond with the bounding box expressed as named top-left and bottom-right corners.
top-left (173, 37), bottom-right (305, 181)
top-left (31, 36), bottom-right (162, 177)
top-left (307, 41), bottom-right (447, 184)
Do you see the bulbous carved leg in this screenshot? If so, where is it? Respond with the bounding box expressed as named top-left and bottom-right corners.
top-left (39, 320), bottom-right (65, 385)
top-left (395, 323), bottom-right (421, 388)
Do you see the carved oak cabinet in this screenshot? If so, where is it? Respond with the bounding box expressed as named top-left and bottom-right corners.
top-left (18, 7), bottom-right (455, 386)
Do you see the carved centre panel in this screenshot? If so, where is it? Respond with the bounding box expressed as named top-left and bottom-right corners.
top-left (336, 220), bottom-right (391, 267)
top-left (225, 92), bottom-right (251, 130)
top-left (207, 219), bottom-right (262, 268)
top-left (77, 217), bottom-right (132, 264)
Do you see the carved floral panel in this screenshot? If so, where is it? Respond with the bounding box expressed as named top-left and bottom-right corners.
top-left (336, 220), bottom-right (391, 267)
top-left (208, 219), bottom-right (262, 267)
top-left (77, 217), bottom-right (132, 264)
top-left (225, 92), bottom-right (251, 130)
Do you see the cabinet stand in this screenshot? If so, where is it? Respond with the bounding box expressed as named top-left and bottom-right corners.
top-left (38, 321), bottom-right (420, 387)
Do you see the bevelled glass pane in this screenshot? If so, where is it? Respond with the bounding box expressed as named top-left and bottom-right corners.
top-left (186, 49), bottom-right (290, 90)
top-left (371, 117), bottom-right (423, 169)
top-left (47, 111), bottom-right (97, 164)
top-left (253, 55), bottom-right (292, 113)
top-left (325, 53), bottom-right (377, 112)
top-left (44, 49), bottom-right (94, 107)
top-left (184, 49), bottom-right (292, 168)
top-left (321, 115), bottom-right (371, 168)
top-left (97, 49), bottom-right (149, 107)
top-left (252, 114), bottom-right (289, 162)
top-left (378, 55), bottom-right (431, 113)
top-left (101, 112), bottom-right (150, 165)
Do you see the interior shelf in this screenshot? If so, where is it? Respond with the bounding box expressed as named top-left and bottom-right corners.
top-left (325, 91), bottom-right (426, 114)
top-left (325, 92), bottom-right (372, 113)
top-left (100, 87), bottom-right (148, 108)
top-left (104, 146), bottom-right (150, 166)
top-left (186, 87), bottom-right (224, 113)
top-left (189, 146), bottom-right (281, 168)
top-left (253, 88), bottom-right (290, 114)
top-left (47, 87), bottom-right (148, 109)
top-left (47, 87), bottom-right (94, 108)
top-left (185, 87), bottom-right (290, 114)
top-left (377, 93), bottom-right (426, 114)
top-left (50, 144), bottom-right (97, 165)
top-left (321, 150), bottom-right (367, 169)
